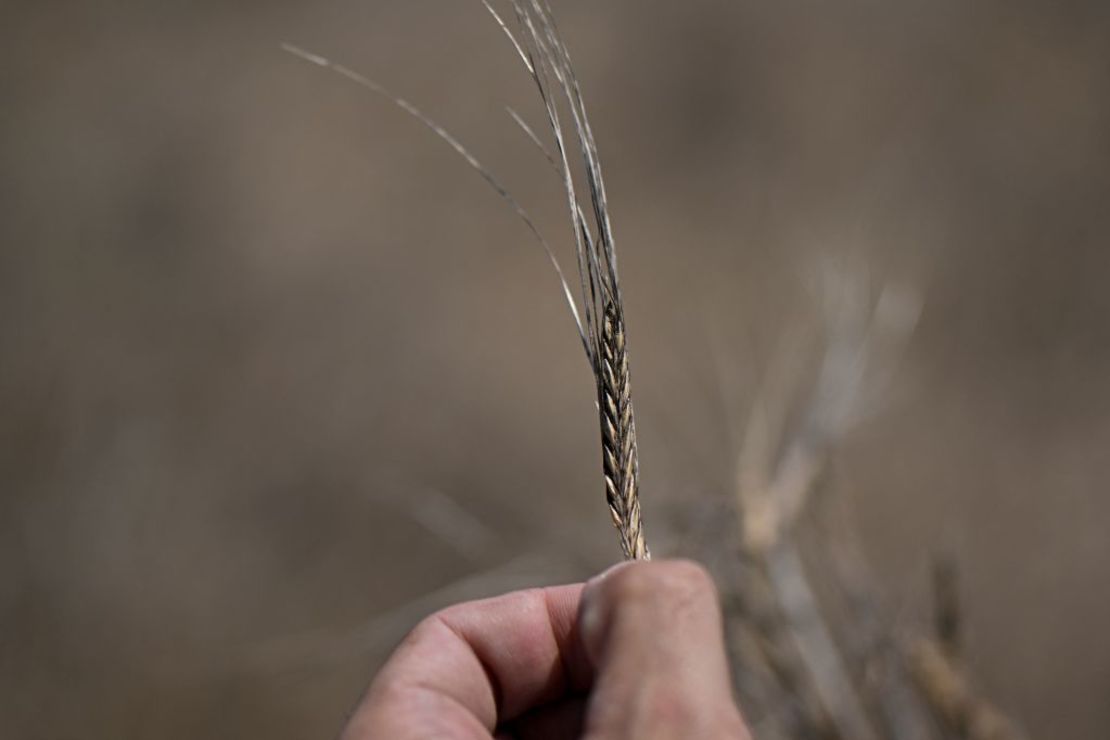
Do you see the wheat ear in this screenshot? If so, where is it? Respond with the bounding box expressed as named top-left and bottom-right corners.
top-left (599, 301), bottom-right (648, 559)
top-left (489, 0), bottom-right (649, 560)
top-left (284, 0), bottom-right (649, 560)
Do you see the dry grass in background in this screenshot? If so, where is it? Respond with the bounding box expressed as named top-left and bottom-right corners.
top-left (2, 0), bottom-right (1109, 738)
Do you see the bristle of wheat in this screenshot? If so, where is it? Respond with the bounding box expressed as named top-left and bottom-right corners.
top-left (286, 1), bottom-right (651, 561)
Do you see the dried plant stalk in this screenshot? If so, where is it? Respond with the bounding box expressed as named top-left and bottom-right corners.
top-left (908, 639), bottom-right (1026, 740)
top-left (715, 270), bottom-right (1029, 740)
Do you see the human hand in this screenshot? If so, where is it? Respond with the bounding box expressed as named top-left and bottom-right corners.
top-left (342, 559), bottom-right (750, 739)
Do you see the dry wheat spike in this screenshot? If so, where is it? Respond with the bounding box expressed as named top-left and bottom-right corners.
top-left (284, 0), bottom-right (649, 560)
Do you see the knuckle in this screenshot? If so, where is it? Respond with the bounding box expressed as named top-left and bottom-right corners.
top-left (391, 610), bottom-right (454, 661)
top-left (411, 610), bottom-right (448, 640)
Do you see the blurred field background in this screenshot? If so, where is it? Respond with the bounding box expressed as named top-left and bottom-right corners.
top-left (2, 0), bottom-right (1109, 737)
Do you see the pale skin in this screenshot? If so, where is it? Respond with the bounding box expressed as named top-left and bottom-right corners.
top-left (343, 559), bottom-right (751, 740)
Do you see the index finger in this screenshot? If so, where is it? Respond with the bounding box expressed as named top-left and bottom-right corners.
top-left (343, 583), bottom-right (590, 739)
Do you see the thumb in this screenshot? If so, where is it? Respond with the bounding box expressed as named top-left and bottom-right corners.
top-left (576, 560), bottom-right (750, 740)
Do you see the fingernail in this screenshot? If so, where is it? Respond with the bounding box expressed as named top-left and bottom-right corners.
top-left (579, 561), bottom-right (633, 663)
top-left (582, 560), bottom-right (633, 600)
